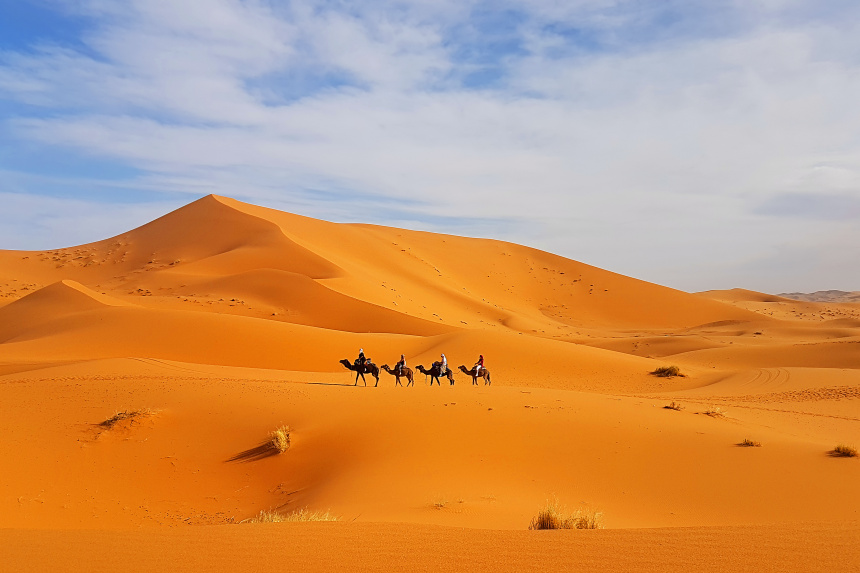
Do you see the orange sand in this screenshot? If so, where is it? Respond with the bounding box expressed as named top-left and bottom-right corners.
top-left (0, 196), bottom-right (857, 571)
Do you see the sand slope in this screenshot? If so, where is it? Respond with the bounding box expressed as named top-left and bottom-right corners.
top-left (0, 195), bottom-right (857, 571)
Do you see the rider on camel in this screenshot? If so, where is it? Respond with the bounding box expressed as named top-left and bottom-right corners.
top-left (474, 354), bottom-right (484, 375)
top-left (357, 348), bottom-right (368, 371)
top-left (395, 354), bottom-right (406, 376)
top-left (440, 353), bottom-right (447, 375)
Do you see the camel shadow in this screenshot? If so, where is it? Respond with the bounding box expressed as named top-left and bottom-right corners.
top-left (306, 381), bottom-right (358, 387)
top-left (227, 441), bottom-right (279, 463)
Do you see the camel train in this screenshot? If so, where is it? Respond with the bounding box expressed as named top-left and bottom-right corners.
top-left (340, 354), bottom-right (490, 387)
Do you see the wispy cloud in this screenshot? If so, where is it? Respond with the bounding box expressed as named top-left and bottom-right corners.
top-left (1, 0), bottom-right (859, 291)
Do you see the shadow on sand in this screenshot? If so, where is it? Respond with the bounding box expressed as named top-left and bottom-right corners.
top-left (227, 441), bottom-right (280, 463)
top-left (306, 381), bottom-right (362, 387)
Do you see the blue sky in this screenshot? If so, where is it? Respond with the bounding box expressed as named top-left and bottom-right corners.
top-left (1, 0), bottom-right (859, 292)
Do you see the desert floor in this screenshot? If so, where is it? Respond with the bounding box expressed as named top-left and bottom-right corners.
top-left (1, 195), bottom-right (857, 571)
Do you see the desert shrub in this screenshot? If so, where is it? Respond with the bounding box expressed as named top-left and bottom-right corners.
top-left (270, 425), bottom-right (291, 453)
top-left (702, 406), bottom-right (725, 418)
top-left (830, 444), bottom-right (858, 458)
top-left (528, 499), bottom-right (602, 530)
top-left (99, 408), bottom-right (155, 429)
top-left (663, 402), bottom-right (684, 411)
top-left (738, 439), bottom-right (761, 447)
top-left (246, 508), bottom-right (338, 523)
top-left (651, 366), bottom-right (683, 377)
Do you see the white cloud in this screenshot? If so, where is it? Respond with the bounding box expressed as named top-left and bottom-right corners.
top-left (1, 0), bottom-right (859, 292)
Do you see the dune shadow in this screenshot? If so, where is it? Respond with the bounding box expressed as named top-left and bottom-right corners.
top-left (306, 381), bottom-right (361, 387)
top-left (227, 441), bottom-right (279, 463)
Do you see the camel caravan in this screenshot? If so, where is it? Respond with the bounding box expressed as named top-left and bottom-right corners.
top-left (340, 350), bottom-right (491, 387)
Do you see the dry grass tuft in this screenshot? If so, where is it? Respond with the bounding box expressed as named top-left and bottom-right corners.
top-left (663, 402), bottom-right (684, 411)
top-left (738, 439), bottom-right (762, 447)
top-left (650, 366), bottom-right (684, 378)
top-left (270, 425), bottom-right (291, 453)
top-left (246, 508), bottom-right (338, 523)
top-left (528, 499), bottom-right (603, 530)
top-left (830, 444), bottom-right (858, 458)
top-left (702, 406), bottom-right (726, 418)
top-left (99, 408), bottom-right (156, 429)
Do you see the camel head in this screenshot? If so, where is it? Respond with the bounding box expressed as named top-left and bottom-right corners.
top-left (458, 365), bottom-right (470, 373)
top-left (339, 359), bottom-right (352, 368)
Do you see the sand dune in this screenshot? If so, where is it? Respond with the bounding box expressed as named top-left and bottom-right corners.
top-left (1, 195), bottom-right (857, 571)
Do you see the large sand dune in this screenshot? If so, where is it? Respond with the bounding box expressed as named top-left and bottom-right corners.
top-left (1, 195), bottom-right (857, 571)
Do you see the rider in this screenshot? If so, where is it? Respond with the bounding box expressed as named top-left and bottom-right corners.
top-left (357, 348), bottom-right (367, 370)
top-left (474, 354), bottom-right (484, 375)
top-left (440, 353), bottom-right (447, 375)
top-left (395, 354), bottom-right (406, 376)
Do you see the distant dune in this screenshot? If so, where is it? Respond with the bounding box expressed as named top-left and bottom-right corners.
top-left (778, 290), bottom-right (860, 303)
top-left (1, 195), bottom-right (857, 572)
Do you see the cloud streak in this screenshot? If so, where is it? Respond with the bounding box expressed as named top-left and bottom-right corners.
top-left (1, 0), bottom-right (859, 292)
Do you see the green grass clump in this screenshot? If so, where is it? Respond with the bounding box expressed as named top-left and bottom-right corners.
top-left (650, 366), bottom-right (683, 378)
top-left (830, 444), bottom-right (858, 458)
top-left (528, 499), bottom-right (603, 530)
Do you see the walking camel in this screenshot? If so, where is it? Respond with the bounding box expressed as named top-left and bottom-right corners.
top-left (339, 358), bottom-right (380, 386)
top-left (380, 364), bottom-right (414, 387)
top-left (416, 364), bottom-right (455, 386)
top-left (458, 365), bottom-right (491, 385)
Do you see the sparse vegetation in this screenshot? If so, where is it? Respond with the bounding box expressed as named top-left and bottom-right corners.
top-left (650, 366), bottom-right (684, 378)
top-left (702, 406), bottom-right (726, 418)
top-left (528, 499), bottom-right (603, 530)
top-left (739, 439), bottom-right (761, 447)
top-left (830, 444), bottom-right (858, 458)
top-left (664, 402), bottom-right (684, 411)
top-left (432, 497), bottom-right (449, 509)
top-left (245, 508), bottom-right (338, 523)
top-left (99, 408), bottom-right (155, 429)
top-left (270, 425), bottom-right (291, 453)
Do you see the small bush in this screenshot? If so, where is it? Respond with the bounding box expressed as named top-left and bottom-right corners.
top-left (738, 439), bottom-right (761, 447)
top-left (528, 499), bottom-right (603, 530)
top-left (651, 366), bottom-right (683, 378)
top-left (702, 406), bottom-right (725, 418)
top-left (664, 402), bottom-right (684, 411)
top-left (271, 426), bottom-right (291, 453)
top-left (830, 444), bottom-right (858, 458)
top-left (99, 408), bottom-right (155, 429)
top-left (246, 508), bottom-right (338, 523)
top-left (432, 497), bottom-right (448, 510)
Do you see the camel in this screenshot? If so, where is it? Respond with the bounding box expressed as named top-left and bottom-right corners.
top-left (339, 358), bottom-right (380, 386)
top-left (415, 364), bottom-right (455, 386)
top-left (459, 365), bottom-right (491, 385)
top-left (380, 364), bottom-right (414, 387)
